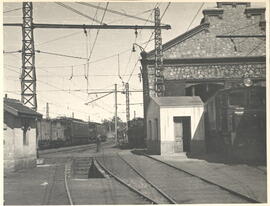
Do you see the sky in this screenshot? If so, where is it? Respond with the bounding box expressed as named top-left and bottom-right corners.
top-left (2, 1), bottom-right (266, 123)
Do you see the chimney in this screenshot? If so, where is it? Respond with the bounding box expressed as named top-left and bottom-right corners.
top-left (5, 94), bottom-right (8, 99)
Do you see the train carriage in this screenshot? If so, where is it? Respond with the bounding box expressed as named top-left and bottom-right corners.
top-left (37, 117), bottom-right (108, 148)
top-left (205, 85), bottom-right (266, 161)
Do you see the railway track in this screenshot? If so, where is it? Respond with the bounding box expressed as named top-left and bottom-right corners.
top-left (118, 152), bottom-right (260, 204)
top-left (42, 161), bottom-right (71, 205)
top-left (95, 157), bottom-right (160, 204)
top-left (96, 154), bottom-right (176, 204)
top-left (117, 153), bottom-right (177, 204)
top-left (141, 153), bottom-right (260, 203)
top-left (67, 157), bottom-right (152, 204)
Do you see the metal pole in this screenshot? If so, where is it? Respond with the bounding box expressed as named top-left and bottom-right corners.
top-left (46, 102), bottom-right (49, 119)
top-left (115, 84), bottom-right (118, 145)
top-left (154, 7), bottom-right (165, 97)
top-left (21, 2), bottom-right (37, 110)
top-left (125, 83), bottom-right (130, 124)
top-left (126, 82), bottom-right (130, 144)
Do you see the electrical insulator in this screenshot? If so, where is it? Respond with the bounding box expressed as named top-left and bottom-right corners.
top-left (134, 28), bottom-right (138, 38)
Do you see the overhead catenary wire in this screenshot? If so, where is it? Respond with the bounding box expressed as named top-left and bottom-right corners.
top-left (186, 3), bottom-right (204, 31)
top-left (36, 31), bottom-right (82, 46)
top-left (85, 91), bottom-right (114, 105)
top-left (3, 7), bottom-right (22, 14)
top-left (126, 2), bottom-right (171, 84)
top-left (55, 2), bottom-right (106, 25)
top-left (143, 2), bottom-right (171, 50)
top-left (107, 8), bottom-right (153, 24)
top-left (87, 2), bottom-right (109, 61)
top-left (77, 2), bottom-right (164, 25)
top-left (35, 50), bottom-right (88, 60)
top-left (4, 47), bottom-right (132, 69)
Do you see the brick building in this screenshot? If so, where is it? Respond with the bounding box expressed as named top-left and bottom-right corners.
top-left (141, 2), bottom-right (266, 111)
top-left (141, 2), bottom-right (266, 154)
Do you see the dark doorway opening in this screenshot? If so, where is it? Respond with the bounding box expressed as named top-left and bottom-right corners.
top-left (173, 116), bottom-right (191, 153)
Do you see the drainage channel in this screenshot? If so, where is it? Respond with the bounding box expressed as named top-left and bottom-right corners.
top-left (72, 157), bottom-right (106, 179)
top-left (70, 157), bottom-right (152, 204)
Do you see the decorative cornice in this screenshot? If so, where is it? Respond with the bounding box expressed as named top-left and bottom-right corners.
top-left (203, 8), bottom-right (224, 20)
top-left (245, 8), bottom-right (265, 17)
top-left (146, 23), bottom-right (210, 58)
top-left (217, 2), bottom-right (251, 8)
top-left (141, 56), bottom-right (266, 65)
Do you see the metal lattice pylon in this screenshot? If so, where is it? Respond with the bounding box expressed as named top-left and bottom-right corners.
top-left (154, 7), bottom-right (165, 97)
top-left (21, 2), bottom-right (37, 110)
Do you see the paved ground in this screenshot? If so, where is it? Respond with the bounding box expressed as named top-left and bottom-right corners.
top-left (4, 144), bottom-right (267, 205)
top-left (4, 161), bottom-right (70, 205)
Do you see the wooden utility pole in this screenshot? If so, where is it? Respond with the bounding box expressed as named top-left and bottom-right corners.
top-left (114, 84), bottom-right (118, 145)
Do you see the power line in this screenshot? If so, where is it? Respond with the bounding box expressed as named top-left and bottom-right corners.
top-left (36, 31), bottom-right (82, 46)
top-left (88, 2), bottom-right (109, 61)
top-left (35, 50), bottom-right (88, 60)
top-left (5, 50), bottom-right (89, 60)
top-left (85, 91), bottom-right (114, 105)
top-left (55, 2), bottom-right (106, 25)
top-left (6, 74), bottom-right (137, 78)
top-left (3, 7), bottom-right (21, 14)
top-left (4, 47), bottom-right (133, 69)
top-left (3, 50), bottom-right (21, 54)
top-left (126, 2), bottom-right (171, 84)
top-left (107, 9), bottom-right (153, 24)
top-left (186, 3), bottom-right (204, 31)
top-left (77, 2), bottom-right (160, 25)
top-left (143, 2), bottom-right (171, 50)
top-left (123, 4), bottom-right (158, 79)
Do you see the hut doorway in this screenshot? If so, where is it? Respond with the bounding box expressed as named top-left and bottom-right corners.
top-left (173, 117), bottom-right (191, 153)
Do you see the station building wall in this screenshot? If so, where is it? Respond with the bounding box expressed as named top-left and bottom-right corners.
top-left (4, 112), bottom-right (37, 173)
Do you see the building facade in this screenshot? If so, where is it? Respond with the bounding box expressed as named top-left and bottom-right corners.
top-left (4, 97), bottom-right (42, 172)
top-left (147, 96), bottom-right (204, 155)
top-left (141, 2), bottom-right (266, 155)
top-left (141, 2), bottom-right (266, 113)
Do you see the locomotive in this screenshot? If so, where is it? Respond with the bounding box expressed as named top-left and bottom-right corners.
top-left (204, 84), bottom-right (266, 162)
top-left (127, 118), bottom-right (146, 148)
top-left (37, 117), bottom-right (107, 149)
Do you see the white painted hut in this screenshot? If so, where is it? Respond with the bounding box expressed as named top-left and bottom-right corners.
top-left (146, 96), bottom-right (205, 155)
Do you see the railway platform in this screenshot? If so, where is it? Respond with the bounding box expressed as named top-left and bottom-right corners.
top-left (142, 151), bottom-right (267, 203)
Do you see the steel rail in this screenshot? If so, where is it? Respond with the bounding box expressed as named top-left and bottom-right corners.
top-left (95, 157), bottom-right (158, 204)
top-left (64, 163), bottom-right (74, 205)
top-left (142, 152), bottom-right (260, 203)
top-left (117, 153), bottom-right (177, 204)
